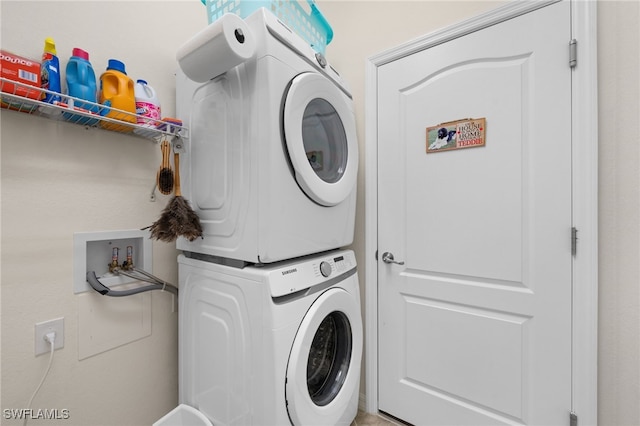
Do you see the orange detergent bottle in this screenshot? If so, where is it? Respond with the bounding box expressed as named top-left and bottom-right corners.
top-left (99, 59), bottom-right (136, 132)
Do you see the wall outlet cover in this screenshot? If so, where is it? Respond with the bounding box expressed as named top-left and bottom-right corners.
top-left (35, 317), bottom-right (64, 356)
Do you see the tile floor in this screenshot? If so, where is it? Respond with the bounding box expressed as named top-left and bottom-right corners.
top-left (351, 410), bottom-right (400, 425)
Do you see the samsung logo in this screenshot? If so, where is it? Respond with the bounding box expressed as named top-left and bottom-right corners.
top-left (281, 268), bottom-right (298, 276)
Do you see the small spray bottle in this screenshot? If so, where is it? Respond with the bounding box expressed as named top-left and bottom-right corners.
top-left (41, 37), bottom-right (61, 103)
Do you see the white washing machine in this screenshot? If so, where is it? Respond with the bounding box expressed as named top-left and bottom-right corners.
top-left (175, 9), bottom-right (358, 264)
top-left (171, 249), bottom-right (362, 425)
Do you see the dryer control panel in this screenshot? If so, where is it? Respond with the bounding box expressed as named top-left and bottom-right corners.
top-left (267, 250), bottom-right (356, 298)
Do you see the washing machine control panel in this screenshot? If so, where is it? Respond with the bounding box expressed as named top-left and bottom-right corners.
top-left (268, 250), bottom-right (356, 298)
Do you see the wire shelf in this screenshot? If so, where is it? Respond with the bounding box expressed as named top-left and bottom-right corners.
top-left (0, 77), bottom-right (188, 142)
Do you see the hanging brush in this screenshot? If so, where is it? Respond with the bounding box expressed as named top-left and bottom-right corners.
top-left (157, 138), bottom-right (174, 195)
top-left (145, 149), bottom-right (203, 242)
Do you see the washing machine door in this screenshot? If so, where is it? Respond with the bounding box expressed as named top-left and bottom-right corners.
top-left (285, 287), bottom-right (363, 425)
top-left (283, 72), bottom-right (358, 207)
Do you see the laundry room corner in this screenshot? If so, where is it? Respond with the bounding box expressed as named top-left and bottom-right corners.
top-left (1, 1), bottom-right (638, 425)
top-left (1, 2), bottom-right (204, 425)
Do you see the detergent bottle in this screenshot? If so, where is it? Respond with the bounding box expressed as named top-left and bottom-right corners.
top-left (99, 59), bottom-right (136, 132)
top-left (64, 48), bottom-right (99, 125)
top-left (41, 37), bottom-right (61, 103)
top-left (134, 79), bottom-right (161, 127)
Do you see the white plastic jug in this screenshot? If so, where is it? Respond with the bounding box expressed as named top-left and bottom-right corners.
top-left (134, 79), bottom-right (161, 127)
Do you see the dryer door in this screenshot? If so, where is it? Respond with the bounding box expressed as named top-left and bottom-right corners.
top-left (285, 287), bottom-right (363, 425)
top-left (283, 73), bottom-right (358, 207)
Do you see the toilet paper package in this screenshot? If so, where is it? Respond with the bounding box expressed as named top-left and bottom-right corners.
top-left (177, 13), bottom-right (256, 83)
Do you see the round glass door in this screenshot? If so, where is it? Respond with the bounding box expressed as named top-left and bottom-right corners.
top-left (302, 98), bottom-right (348, 185)
top-left (285, 287), bottom-right (363, 425)
top-left (283, 73), bottom-right (358, 207)
top-left (307, 311), bottom-right (352, 406)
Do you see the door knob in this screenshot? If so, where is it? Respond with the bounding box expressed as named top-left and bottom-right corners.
top-left (381, 252), bottom-right (405, 265)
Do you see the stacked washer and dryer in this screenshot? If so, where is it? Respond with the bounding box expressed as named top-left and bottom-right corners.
top-left (155, 7), bottom-right (362, 426)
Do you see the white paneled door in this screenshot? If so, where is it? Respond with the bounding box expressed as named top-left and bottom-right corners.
top-left (377, 2), bottom-right (572, 424)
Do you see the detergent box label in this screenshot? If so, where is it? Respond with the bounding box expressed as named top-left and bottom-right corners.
top-left (426, 118), bottom-right (486, 154)
top-left (135, 101), bottom-right (161, 126)
top-left (1, 50), bottom-right (42, 111)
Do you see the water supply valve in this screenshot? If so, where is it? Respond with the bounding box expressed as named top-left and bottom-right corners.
top-left (122, 245), bottom-right (134, 270)
top-left (108, 247), bottom-right (120, 273)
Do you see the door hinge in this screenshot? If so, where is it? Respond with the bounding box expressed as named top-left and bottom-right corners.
top-left (570, 411), bottom-right (578, 426)
top-left (569, 39), bottom-right (578, 68)
top-left (571, 227), bottom-right (578, 256)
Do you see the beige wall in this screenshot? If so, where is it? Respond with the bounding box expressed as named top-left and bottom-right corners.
top-left (596, 1), bottom-right (640, 424)
top-left (1, 2), bottom-right (205, 425)
top-left (1, 1), bottom-right (638, 425)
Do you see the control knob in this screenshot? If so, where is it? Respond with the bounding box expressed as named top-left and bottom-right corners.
top-left (315, 53), bottom-right (327, 68)
top-left (319, 261), bottom-right (332, 278)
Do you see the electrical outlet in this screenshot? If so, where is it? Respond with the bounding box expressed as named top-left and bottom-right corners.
top-left (35, 318), bottom-right (64, 356)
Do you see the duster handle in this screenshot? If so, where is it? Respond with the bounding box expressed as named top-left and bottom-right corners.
top-left (174, 152), bottom-right (181, 197)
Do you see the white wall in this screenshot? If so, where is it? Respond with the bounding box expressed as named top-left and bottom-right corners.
top-left (1, 1), bottom-right (638, 426)
top-left (1, 2), bottom-right (205, 425)
top-left (318, 1), bottom-right (639, 424)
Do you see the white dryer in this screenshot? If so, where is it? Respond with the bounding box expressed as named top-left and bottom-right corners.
top-left (175, 9), bottom-right (358, 263)
top-left (174, 249), bottom-right (362, 425)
